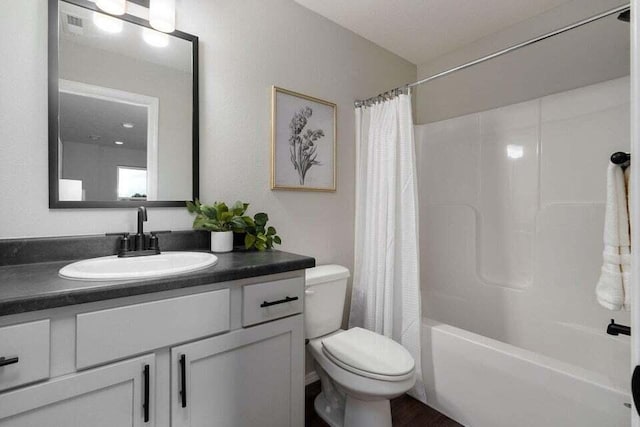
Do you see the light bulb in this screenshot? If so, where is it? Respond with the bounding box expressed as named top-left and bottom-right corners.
top-left (95, 0), bottom-right (126, 16)
top-left (149, 0), bottom-right (176, 33)
top-left (143, 27), bottom-right (169, 48)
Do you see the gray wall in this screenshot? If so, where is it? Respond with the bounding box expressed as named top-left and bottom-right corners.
top-left (415, 0), bottom-right (629, 124)
top-left (62, 141), bottom-right (147, 201)
top-left (0, 0), bottom-right (415, 272)
top-left (59, 41), bottom-right (192, 200)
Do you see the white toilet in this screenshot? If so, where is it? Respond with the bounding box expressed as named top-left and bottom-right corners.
top-left (305, 265), bottom-right (416, 427)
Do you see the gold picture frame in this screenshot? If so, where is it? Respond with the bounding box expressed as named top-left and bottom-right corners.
top-left (271, 86), bottom-right (336, 192)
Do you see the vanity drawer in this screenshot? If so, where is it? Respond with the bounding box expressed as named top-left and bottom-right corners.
top-left (0, 319), bottom-right (50, 392)
top-left (76, 289), bottom-right (230, 369)
top-left (243, 278), bottom-right (303, 327)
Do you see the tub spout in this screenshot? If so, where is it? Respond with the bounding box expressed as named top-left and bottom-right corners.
top-left (606, 319), bottom-right (630, 336)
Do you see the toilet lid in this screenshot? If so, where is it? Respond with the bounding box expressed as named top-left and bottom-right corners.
top-left (321, 327), bottom-right (415, 378)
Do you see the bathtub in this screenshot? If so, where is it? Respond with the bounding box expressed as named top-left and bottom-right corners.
top-left (422, 318), bottom-right (630, 427)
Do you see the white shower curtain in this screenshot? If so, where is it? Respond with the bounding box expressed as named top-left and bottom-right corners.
top-left (349, 94), bottom-right (425, 402)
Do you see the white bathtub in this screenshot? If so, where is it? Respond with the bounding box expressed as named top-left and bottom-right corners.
top-left (422, 318), bottom-right (630, 427)
top-left (415, 78), bottom-right (633, 427)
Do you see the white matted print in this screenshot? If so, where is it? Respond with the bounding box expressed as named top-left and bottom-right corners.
top-left (271, 86), bottom-right (336, 191)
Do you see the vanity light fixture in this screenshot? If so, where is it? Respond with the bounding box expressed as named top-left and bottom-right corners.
top-left (114, 141), bottom-right (125, 145)
top-left (93, 12), bottom-right (123, 33)
top-left (95, 0), bottom-right (126, 16)
top-left (143, 27), bottom-right (169, 47)
top-left (122, 122), bottom-right (134, 129)
top-left (149, 0), bottom-right (176, 33)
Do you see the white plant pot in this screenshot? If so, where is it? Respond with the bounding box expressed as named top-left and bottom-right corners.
top-left (210, 231), bottom-right (234, 253)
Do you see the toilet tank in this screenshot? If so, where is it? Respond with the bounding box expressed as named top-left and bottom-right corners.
top-left (305, 265), bottom-right (350, 340)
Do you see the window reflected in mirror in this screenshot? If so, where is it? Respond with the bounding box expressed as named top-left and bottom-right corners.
top-left (117, 166), bottom-right (148, 200)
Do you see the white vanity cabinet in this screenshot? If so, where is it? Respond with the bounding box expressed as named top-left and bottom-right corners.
top-left (0, 354), bottom-right (155, 427)
top-left (171, 314), bottom-right (304, 427)
top-left (0, 271), bottom-right (305, 427)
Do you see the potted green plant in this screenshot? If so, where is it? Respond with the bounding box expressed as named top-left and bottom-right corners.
top-left (242, 212), bottom-right (282, 251)
top-left (186, 200), bottom-right (250, 253)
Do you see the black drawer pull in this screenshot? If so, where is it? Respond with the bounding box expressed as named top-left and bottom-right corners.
top-left (0, 356), bottom-right (19, 367)
top-left (260, 296), bottom-right (299, 308)
top-left (143, 364), bottom-right (150, 422)
top-left (179, 354), bottom-right (187, 408)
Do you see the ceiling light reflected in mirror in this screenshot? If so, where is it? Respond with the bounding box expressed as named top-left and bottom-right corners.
top-left (143, 27), bottom-right (169, 47)
top-left (506, 144), bottom-right (524, 159)
top-left (93, 12), bottom-right (123, 33)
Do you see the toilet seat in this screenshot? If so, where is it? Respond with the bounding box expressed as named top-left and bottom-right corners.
top-left (321, 327), bottom-right (415, 382)
top-left (309, 330), bottom-right (416, 405)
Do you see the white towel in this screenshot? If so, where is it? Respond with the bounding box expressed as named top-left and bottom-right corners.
top-left (596, 162), bottom-right (631, 310)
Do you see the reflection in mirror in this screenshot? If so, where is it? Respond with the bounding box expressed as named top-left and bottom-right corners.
top-left (51, 0), bottom-right (198, 207)
top-left (59, 84), bottom-right (156, 201)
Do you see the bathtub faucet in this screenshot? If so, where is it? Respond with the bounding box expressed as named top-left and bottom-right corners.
top-left (606, 319), bottom-right (630, 336)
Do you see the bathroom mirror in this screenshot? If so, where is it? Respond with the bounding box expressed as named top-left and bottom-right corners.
top-left (48, 0), bottom-right (198, 208)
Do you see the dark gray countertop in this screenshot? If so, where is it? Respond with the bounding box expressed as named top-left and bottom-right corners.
top-left (0, 250), bottom-right (315, 316)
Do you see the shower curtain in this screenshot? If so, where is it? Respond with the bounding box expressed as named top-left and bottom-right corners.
top-left (349, 94), bottom-right (425, 402)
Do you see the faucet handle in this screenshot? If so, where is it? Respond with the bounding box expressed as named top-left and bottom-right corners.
top-left (149, 234), bottom-right (160, 252)
top-left (148, 231), bottom-right (169, 253)
top-left (106, 232), bottom-right (132, 253)
top-left (120, 233), bottom-right (132, 252)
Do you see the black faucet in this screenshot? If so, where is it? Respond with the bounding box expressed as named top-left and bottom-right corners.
top-left (607, 319), bottom-right (631, 336)
top-left (109, 207), bottom-right (167, 257)
top-left (135, 206), bottom-right (148, 251)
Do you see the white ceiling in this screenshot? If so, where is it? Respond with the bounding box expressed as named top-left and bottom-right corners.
top-left (60, 92), bottom-right (148, 150)
top-left (293, 0), bottom-right (574, 65)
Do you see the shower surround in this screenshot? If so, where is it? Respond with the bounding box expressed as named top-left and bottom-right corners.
top-left (416, 76), bottom-right (631, 426)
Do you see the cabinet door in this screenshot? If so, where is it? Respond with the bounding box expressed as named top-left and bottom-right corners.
top-left (171, 314), bottom-right (304, 427)
top-left (0, 354), bottom-right (155, 427)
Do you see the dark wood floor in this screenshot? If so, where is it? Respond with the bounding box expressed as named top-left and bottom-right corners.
top-left (305, 381), bottom-right (462, 427)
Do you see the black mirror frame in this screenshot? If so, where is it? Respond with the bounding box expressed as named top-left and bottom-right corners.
top-left (48, 0), bottom-right (199, 208)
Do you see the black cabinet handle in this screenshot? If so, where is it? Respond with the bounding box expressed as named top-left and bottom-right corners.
top-left (180, 354), bottom-right (187, 408)
top-left (143, 364), bottom-right (150, 422)
top-left (0, 356), bottom-right (19, 367)
top-left (632, 365), bottom-right (640, 415)
top-left (260, 296), bottom-right (299, 308)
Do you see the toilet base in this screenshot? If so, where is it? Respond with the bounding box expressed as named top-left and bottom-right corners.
top-left (312, 358), bottom-right (397, 427)
top-left (344, 395), bottom-right (392, 427)
top-left (314, 391), bottom-right (393, 427)
top-left (314, 392), bottom-right (344, 427)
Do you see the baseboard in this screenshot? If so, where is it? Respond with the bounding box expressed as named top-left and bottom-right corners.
top-left (305, 370), bottom-right (319, 385)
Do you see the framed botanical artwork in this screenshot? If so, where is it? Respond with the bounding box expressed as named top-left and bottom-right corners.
top-left (271, 86), bottom-right (336, 191)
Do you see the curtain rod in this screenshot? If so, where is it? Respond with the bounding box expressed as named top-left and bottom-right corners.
top-left (354, 3), bottom-right (630, 108)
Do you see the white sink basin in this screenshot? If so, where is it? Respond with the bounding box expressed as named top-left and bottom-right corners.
top-left (59, 251), bottom-right (218, 281)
